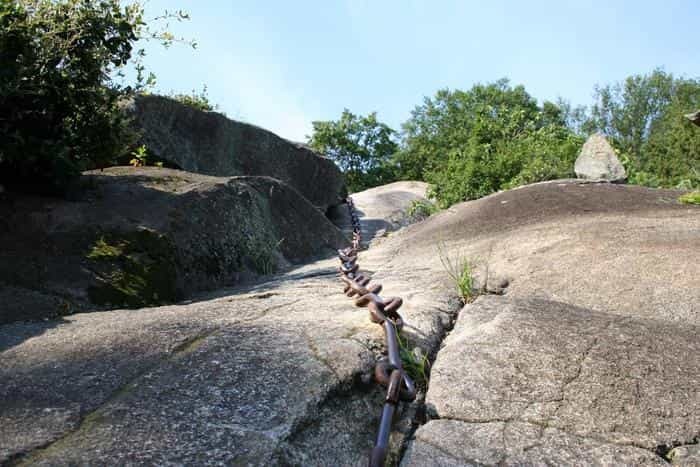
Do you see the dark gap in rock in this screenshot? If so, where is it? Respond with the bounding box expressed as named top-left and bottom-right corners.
top-left (395, 295), bottom-right (465, 464)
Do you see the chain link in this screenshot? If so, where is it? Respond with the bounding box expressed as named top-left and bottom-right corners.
top-left (338, 197), bottom-right (416, 467)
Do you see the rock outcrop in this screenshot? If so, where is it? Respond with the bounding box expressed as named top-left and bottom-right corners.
top-left (402, 295), bottom-right (698, 466)
top-left (2, 180), bottom-right (698, 465)
top-left (328, 181), bottom-right (430, 246)
top-left (574, 133), bottom-right (627, 182)
top-left (0, 167), bottom-right (346, 324)
top-left (128, 95), bottom-right (346, 211)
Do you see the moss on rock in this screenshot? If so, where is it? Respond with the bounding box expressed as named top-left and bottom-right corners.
top-left (86, 229), bottom-right (179, 308)
top-left (679, 191), bottom-right (700, 205)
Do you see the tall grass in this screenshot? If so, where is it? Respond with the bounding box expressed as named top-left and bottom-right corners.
top-left (436, 240), bottom-right (474, 304)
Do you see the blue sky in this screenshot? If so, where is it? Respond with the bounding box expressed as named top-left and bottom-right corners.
top-left (139, 0), bottom-right (700, 142)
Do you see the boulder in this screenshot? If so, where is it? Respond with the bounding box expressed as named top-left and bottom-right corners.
top-left (685, 110), bottom-right (700, 127)
top-left (402, 295), bottom-right (699, 466)
top-left (574, 133), bottom-right (627, 181)
top-left (0, 167), bottom-right (347, 324)
top-left (128, 95), bottom-right (346, 211)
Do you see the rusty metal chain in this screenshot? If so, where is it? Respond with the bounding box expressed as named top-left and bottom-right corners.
top-left (338, 197), bottom-right (416, 467)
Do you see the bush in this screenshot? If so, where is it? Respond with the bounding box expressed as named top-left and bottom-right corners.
top-left (399, 82), bottom-right (583, 208)
top-left (407, 199), bottom-right (438, 221)
top-left (426, 125), bottom-right (582, 207)
top-left (0, 0), bottom-right (145, 193)
top-left (0, 1), bottom-right (192, 194)
top-left (169, 85), bottom-right (218, 112)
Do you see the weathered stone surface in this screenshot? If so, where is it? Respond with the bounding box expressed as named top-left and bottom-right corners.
top-left (402, 419), bottom-right (664, 466)
top-left (402, 295), bottom-right (699, 465)
top-left (0, 167), bottom-right (346, 323)
top-left (395, 181), bottom-right (699, 325)
top-left (128, 95), bottom-right (345, 210)
top-left (0, 182), bottom-right (456, 466)
top-left (328, 181), bottom-right (429, 246)
top-left (389, 182), bottom-right (699, 466)
top-left (686, 110), bottom-right (700, 127)
top-left (574, 133), bottom-right (627, 181)
top-left (2, 180), bottom-right (698, 465)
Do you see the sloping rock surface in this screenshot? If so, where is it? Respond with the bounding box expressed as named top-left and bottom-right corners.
top-left (0, 182), bottom-right (452, 466)
top-left (329, 181), bottom-right (429, 245)
top-left (393, 182), bottom-right (699, 465)
top-left (402, 296), bottom-right (697, 466)
top-left (129, 95), bottom-right (345, 210)
top-left (0, 167), bottom-right (346, 324)
top-left (1, 181), bottom-right (698, 466)
top-left (575, 133), bottom-right (627, 181)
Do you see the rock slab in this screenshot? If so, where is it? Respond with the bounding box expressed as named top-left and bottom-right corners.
top-left (574, 133), bottom-right (627, 181)
top-left (129, 95), bottom-right (346, 210)
top-left (402, 295), bottom-right (699, 466)
top-left (0, 168), bottom-right (347, 324)
top-left (2, 181), bottom-right (698, 466)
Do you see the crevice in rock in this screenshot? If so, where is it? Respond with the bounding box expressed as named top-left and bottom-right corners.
top-left (393, 295), bottom-right (465, 465)
top-left (393, 281), bottom-right (512, 465)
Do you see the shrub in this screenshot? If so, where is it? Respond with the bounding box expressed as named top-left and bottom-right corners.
top-left (169, 85), bottom-right (218, 112)
top-left (0, 1), bottom-right (142, 193)
top-left (407, 199), bottom-right (438, 221)
top-left (0, 1), bottom-right (192, 194)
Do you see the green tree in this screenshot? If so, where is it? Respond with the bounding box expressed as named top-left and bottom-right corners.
top-left (397, 79), bottom-right (541, 181)
top-left (586, 69), bottom-right (675, 166)
top-left (308, 109), bottom-right (398, 193)
top-left (643, 79), bottom-right (700, 187)
top-left (398, 80), bottom-right (582, 207)
top-left (0, 0), bottom-right (192, 194)
top-left (586, 70), bottom-right (700, 188)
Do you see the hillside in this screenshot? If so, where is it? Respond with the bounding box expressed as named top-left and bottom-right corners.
top-left (2, 180), bottom-right (698, 465)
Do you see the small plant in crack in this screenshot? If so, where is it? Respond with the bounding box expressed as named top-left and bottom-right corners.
top-left (395, 324), bottom-right (430, 387)
top-left (437, 240), bottom-right (475, 304)
top-left (407, 199), bottom-right (439, 221)
top-left (679, 191), bottom-right (700, 205)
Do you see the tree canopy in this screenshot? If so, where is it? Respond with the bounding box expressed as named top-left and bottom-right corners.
top-left (0, 0), bottom-right (192, 194)
top-left (395, 80), bottom-right (583, 206)
top-left (308, 109), bottom-right (398, 193)
top-left (587, 70), bottom-right (700, 188)
top-left (311, 72), bottom-right (699, 208)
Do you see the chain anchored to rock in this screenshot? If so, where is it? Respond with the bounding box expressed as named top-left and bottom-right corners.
top-left (338, 197), bottom-right (416, 467)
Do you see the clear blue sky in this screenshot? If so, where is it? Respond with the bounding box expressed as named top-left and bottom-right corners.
top-left (139, 0), bottom-right (699, 142)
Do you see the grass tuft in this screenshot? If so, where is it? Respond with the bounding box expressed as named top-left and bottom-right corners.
top-left (679, 191), bottom-right (700, 205)
top-left (437, 240), bottom-right (474, 303)
top-left (396, 327), bottom-right (429, 386)
top-left (407, 199), bottom-right (439, 221)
